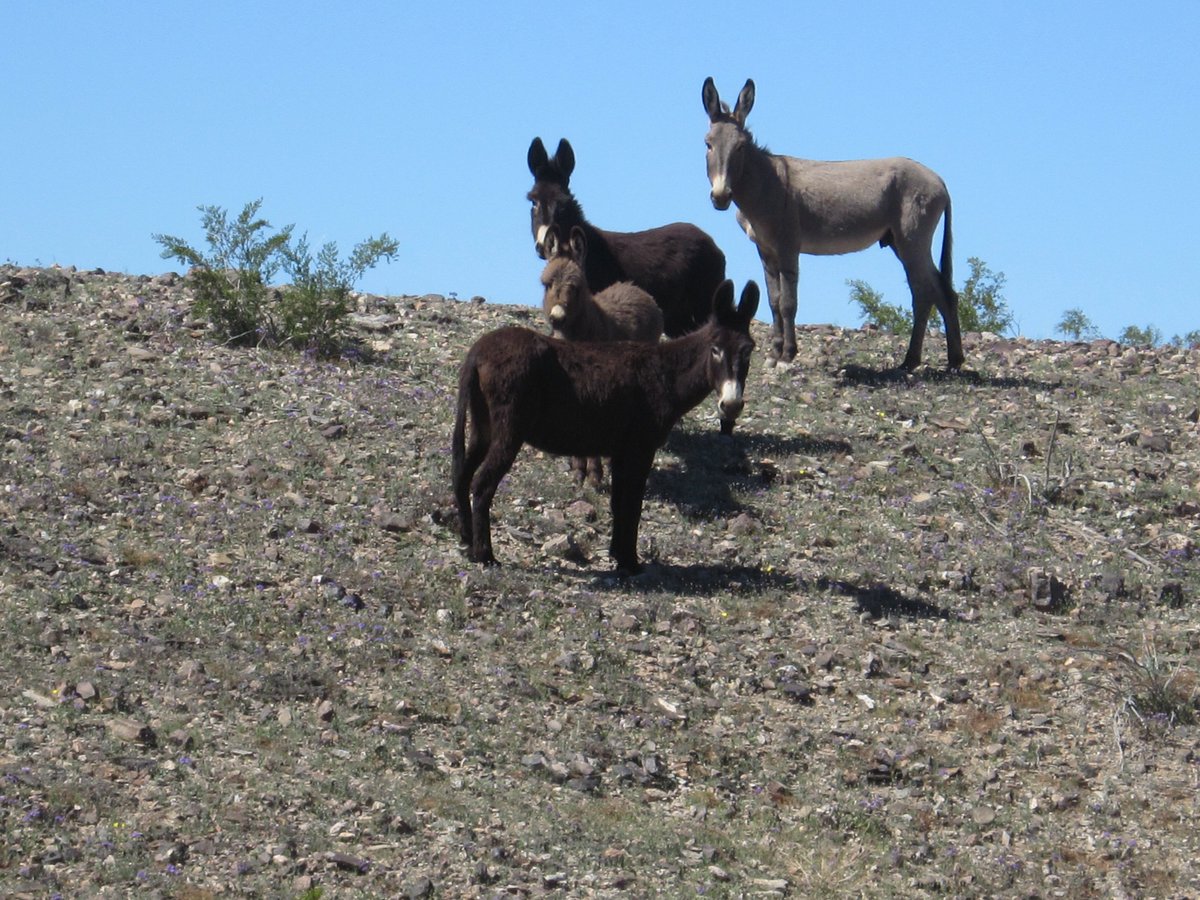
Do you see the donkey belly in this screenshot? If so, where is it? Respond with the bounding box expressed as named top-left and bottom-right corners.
top-left (520, 397), bottom-right (645, 459)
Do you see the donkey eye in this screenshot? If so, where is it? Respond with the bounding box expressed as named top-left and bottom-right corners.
top-left (710, 346), bottom-right (723, 361)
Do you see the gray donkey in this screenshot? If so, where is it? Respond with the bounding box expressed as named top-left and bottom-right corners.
top-left (702, 77), bottom-right (963, 371)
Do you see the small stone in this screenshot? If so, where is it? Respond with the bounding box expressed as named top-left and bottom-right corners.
top-left (328, 851), bottom-right (370, 873)
top-left (728, 512), bottom-right (758, 535)
top-left (108, 717), bottom-right (156, 745)
top-left (971, 805), bottom-right (996, 826)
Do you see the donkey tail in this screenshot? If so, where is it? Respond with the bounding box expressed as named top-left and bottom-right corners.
top-left (939, 196), bottom-right (955, 296)
top-left (451, 358), bottom-right (474, 485)
top-left (451, 355), bottom-right (478, 544)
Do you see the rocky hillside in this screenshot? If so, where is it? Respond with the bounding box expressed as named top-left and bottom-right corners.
top-left (1, 264), bottom-right (1198, 897)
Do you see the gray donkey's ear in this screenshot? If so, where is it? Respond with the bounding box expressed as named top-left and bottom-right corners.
top-left (702, 77), bottom-right (722, 121)
top-left (732, 79), bottom-right (755, 126)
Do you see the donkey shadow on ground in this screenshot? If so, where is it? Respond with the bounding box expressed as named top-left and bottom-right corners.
top-left (583, 560), bottom-right (797, 597)
top-left (647, 426), bottom-right (853, 519)
top-left (839, 364), bottom-right (1063, 393)
top-left (567, 564), bottom-right (959, 615)
top-left (821, 577), bottom-right (957, 620)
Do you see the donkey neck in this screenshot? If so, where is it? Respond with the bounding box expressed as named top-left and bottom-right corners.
top-left (658, 324), bottom-right (722, 413)
top-left (556, 194), bottom-right (624, 287)
top-left (733, 143), bottom-right (789, 222)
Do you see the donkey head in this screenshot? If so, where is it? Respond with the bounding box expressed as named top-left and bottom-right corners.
top-left (527, 137), bottom-right (576, 259)
top-left (707, 279), bottom-right (759, 432)
top-left (701, 77), bottom-right (756, 211)
top-left (539, 226), bottom-right (588, 334)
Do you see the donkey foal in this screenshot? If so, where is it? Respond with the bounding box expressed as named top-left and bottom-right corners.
top-left (541, 225), bottom-right (664, 487)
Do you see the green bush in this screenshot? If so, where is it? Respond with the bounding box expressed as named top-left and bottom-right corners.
top-left (153, 200), bottom-right (293, 345)
top-left (849, 256), bottom-right (1012, 336)
top-left (847, 279), bottom-right (911, 334)
top-left (1172, 330), bottom-right (1200, 349)
top-left (1119, 324), bottom-right (1162, 348)
top-left (154, 199), bottom-right (397, 356)
top-left (1056, 308), bottom-right (1101, 341)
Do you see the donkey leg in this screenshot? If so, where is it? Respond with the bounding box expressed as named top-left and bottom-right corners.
top-left (757, 256), bottom-right (786, 361)
top-left (586, 456), bottom-right (605, 490)
top-left (454, 436), bottom-right (488, 546)
top-left (900, 259), bottom-right (942, 371)
top-left (777, 262), bottom-right (800, 362)
top-left (934, 282), bottom-right (965, 370)
top-left (608, 452), bottom-right (653, 574)
top-left (569, 455), bottom-right (588, 485)
top-left (469, 439), bottom-right (521, 565)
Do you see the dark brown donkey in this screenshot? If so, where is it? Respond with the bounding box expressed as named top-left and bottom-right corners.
top-left (702, 78), bottom-right (962, 371)
top-left (453, 280), bottom-right (759, 574)
top-left (527, 137), bottom-right (728, 340)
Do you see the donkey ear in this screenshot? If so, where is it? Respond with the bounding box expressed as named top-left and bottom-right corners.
top-left (554, 139), bottom-right (575, 180)
top-left (737, 280), bottom-right (760, 322)
top-left (710, 279), bottom-right (735, 318)
top-left (568, 225), bottom-right (587, 262)
top-left (702, 77), bottom-right (723, 121)
top-left (733, 80), bottom-right (756, 125)
top-left (528, 137), bottom-right (548, 176)
top-left (543, 226), bottom-right (561, 259)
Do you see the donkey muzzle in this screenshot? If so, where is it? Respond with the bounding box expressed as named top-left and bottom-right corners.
top-left (709, 175), bottom-right (733, 211)
top-left (534, 224), bottom-right (550, 259)
top-left (717, 380), bottom-right (744, 423)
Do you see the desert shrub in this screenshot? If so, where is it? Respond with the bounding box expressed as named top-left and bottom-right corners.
top-left (1056, 308), bottom-right (1101, 341)
top-left (847, 279), bottom-right (910, 334)
top-left (956, 257), bottom-right (1013, 334)
top-left (276, 234), bottom-right (399, 357)
top-left (1118, 324), bottom-right (1162, 348)
top-left (1171, 330), bottom-right (1200, 349)
top-left (153, 200), bottom-right (293, 345)
top-left (154, 199), bottom-right (396, 355)
top-left (849, 256), bottom-right (1012, 335)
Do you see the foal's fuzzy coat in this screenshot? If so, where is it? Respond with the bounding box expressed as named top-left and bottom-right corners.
top-left (453, 280), bottom-right (759, 573)
top-left (541, 227), bottom-right (664, 344)
top-left (540, 225), bottom-right (664, 486)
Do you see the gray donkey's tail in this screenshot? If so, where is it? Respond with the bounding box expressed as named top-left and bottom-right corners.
top-left (939, 197), bottom-right (955, 297)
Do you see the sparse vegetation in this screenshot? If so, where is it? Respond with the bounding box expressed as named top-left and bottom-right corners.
top-left (850, 256), bottom-right (1013, 337)
top-left (1119, 323), bottom-right (1164, 348)
top-left (2, 264), bottom-right (1199, 897)
top-left (1056, 307), bottom-right (1101, 341)
top-left (848, 278), bottom-right (911, 334)
top-left (153, 199), bottom-right (396, 356)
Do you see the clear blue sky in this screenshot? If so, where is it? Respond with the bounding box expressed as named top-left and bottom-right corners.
top-left (5, 2), bottom-right (1198, 341)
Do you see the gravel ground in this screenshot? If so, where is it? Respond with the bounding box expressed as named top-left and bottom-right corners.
top-left (1, 264), bottom-right (1198, 898)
